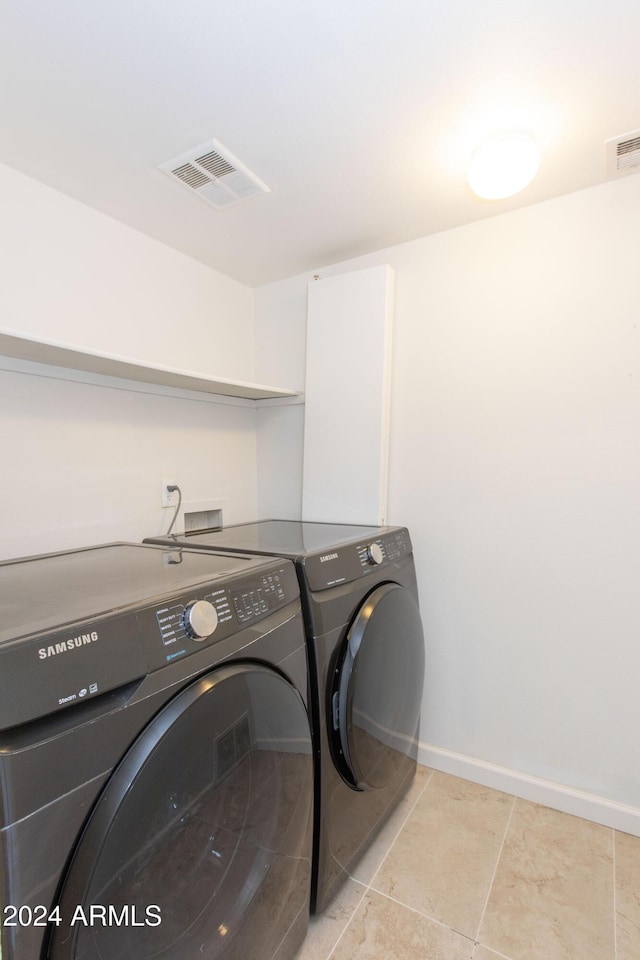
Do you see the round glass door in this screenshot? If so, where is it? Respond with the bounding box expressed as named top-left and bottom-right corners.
top-left (46, 664), bottom-right (313, 960)
top-left (331, 583), bottom-right (425, 790)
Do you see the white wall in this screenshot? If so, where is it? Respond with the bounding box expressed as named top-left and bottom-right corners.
top-left (0, 162), bottom-right (254, 379)
top-left (0, 163), bottom-right (258, 560)
top-left (254, 173), bottom-right (640, 828)
top-left (0, 371), bottom-right (258, 559)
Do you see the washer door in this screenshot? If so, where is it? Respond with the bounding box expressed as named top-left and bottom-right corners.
top-left (46, 664), bottom-right (313, 960)
top-left (332, 583), bottom-right (425, 790)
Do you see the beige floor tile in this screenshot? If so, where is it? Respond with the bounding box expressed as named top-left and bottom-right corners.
top-left (473, 946), bottom-right (512, 960)
top-left (478, 799), bottom-right (614, 960)
top-left (328, 889), bottom-right (475, 960)
top-left (296, 879), bottom-right (367, 960)
top-left (350, 763), bottom-right (432, 886)
top-left (615, 830), bottom-right (640, 960)
top-left (369, 771), bottom-right (513, 938)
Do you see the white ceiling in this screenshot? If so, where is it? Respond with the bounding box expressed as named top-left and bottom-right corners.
top-left (1, 1), bottom-right (639, 286)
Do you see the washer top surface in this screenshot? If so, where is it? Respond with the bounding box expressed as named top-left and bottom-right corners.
top-left (180, 520), bottom-right (396, 558)
top-left (0, 542), bottom-right (277, 644)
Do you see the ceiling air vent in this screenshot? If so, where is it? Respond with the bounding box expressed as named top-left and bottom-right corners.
top-left (159, 139), bottom-right (270, 209)
top-left (605, 130), bottom-right (640, 178)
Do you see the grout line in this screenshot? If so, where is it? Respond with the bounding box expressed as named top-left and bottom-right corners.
top-left (354, 769), bottom-right (479, 954)
top-left (326, 767), bottom-right (437, 959)
top-left (322, 765), bottom-right (436, 958)
top-left (334, 766), bottom-right (433, 884)
top-left (473, 793), bottom-right (517, 944)
top-left (473, 945), bottom-right (514, 960)
top-left (322, 880), bottom-right (369, 960)
top-left (362, 885), bottom-right (476, 949)
top-left (364, 766), bottom-right (435, 890)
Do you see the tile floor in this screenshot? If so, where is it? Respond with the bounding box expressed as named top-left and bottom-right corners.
top-left (296, 765), bottom-right (640, 960)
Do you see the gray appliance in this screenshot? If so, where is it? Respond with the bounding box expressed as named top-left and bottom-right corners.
top-left (145, 521), bottom-right (425, 913)
top-left (0, 542), bottom-right (313, 960)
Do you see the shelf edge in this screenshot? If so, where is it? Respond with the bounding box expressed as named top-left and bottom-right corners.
top-left (0, 330), bottom-right (303, 403)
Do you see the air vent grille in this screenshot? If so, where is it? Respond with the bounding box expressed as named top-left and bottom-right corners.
top-left (159, 139), bottom-right (270, 209)
top-left (195, 150), bottom-right (235, 179)
top-left (172, 163), bottom-right (211, 190)
top-left (616, 136), bottom-right (640, 168)
top-left (606, 130), bottom-right (640, 177)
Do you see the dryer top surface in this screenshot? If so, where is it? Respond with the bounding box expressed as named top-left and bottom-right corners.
top-left (149, 520), bottom-right (415, 596)
top-left (176, 519), bottom-right (402, 559)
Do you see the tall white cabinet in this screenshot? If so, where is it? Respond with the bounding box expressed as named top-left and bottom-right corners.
top-left (302, 265), bottom-right (394, 526)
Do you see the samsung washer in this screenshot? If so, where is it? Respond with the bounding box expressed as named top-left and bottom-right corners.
top-left (145, 521), bottom-right (425, 913)
top-left (0, 542), bottom-right (313, 960)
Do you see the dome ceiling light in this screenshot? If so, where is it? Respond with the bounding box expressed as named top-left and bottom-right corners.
top-left (468, 132), bottom-right (540, 200)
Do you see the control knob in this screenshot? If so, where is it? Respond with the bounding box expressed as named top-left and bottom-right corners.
top-left (183, 600), bottom-right (218, 641)
top-left (366, 543), bottom-right (384, 565)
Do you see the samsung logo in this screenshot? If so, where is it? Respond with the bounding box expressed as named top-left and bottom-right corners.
top-left (38, 631), bottom-right (99, 659)
top-left (319, 553), bottom-right (339, 563)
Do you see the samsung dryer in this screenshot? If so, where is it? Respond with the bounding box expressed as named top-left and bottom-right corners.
top-left (145, 521), bottom-right (425, 913)
top-left (0, 542), bottom-right (313, 960)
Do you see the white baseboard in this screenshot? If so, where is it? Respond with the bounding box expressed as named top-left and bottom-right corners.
top-left (418, 741), bottom-right (640, 837)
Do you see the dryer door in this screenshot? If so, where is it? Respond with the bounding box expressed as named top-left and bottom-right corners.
top-left (46, 664), bottom-right (313, 960)
top-left (332, 582), bottom-right (425, 790)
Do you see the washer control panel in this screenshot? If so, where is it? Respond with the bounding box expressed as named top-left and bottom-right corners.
top-left (233, 570), bottom-right (286, 624)
top-left (0, 546), bottom-right (299, 730)
top-left (156, 587), bottom-right (232, 647)
top-left (147, 564), bottom-right (294, 667)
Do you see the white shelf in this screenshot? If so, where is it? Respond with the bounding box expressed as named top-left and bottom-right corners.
top-left (0, 331), bottom-right (302, 404)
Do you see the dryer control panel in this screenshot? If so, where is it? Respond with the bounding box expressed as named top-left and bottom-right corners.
top-left (304, 527), bottom-right (412, 592)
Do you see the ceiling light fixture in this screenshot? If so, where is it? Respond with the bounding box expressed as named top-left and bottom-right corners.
top-left (468, 132), bottom-right (540, 200)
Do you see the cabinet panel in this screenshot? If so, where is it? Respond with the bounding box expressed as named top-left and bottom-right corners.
top-left (303, 266), bottom-right (393, 525)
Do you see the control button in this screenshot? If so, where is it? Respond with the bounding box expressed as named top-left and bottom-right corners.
top-left (183, 600), bottom-right (218, 641)
top-left (366, 543), bottom-right (384, 565)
